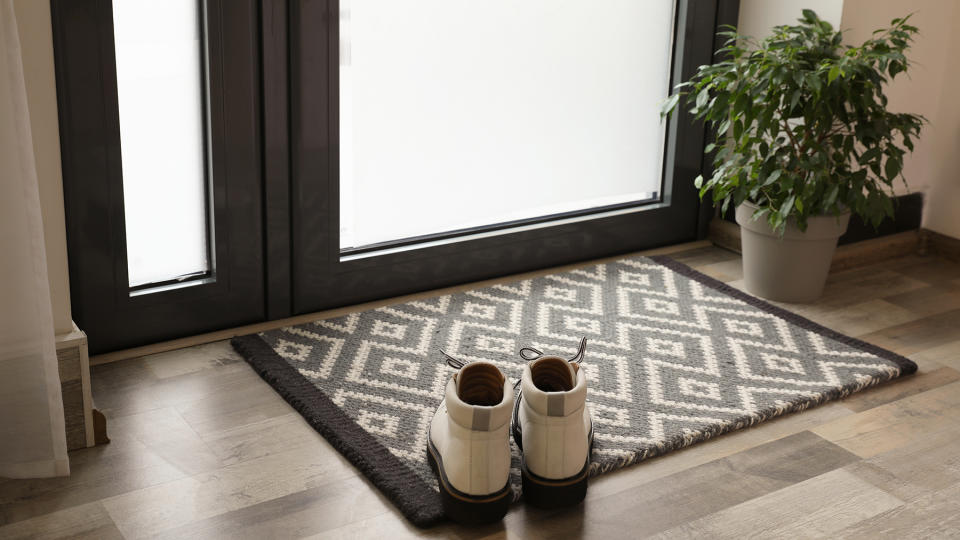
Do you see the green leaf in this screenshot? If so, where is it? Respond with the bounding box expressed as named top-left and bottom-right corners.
top-left (693, 175), bottom-right (704, 189)
top-left (889, 61), bottom-right (904, 78)
top-left (884, 156), bottom-right (902, 179)
top-left (780, 195), bottom-right (796, 218)
top-left (696, 88), bottom-right (709, 110)
top-left (734, 92), bottom-right (750, 113)
top-left (793, 71), bottom-right (805, 89)
top-left (858, 146), bottom-right (883, 165)
top-left (762, 169), bottom-right (782, 186)
top-left (828, 65), bottom-right (841, 84)
top-left (660, 93), bottom-right (680, 119)
top-left (790, 90), bottom-right (802, 111)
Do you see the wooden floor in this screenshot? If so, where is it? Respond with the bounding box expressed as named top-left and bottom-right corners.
top-left (3, 243), bottom-right (960, 539)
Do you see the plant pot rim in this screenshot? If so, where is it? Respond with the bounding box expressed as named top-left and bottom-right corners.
top-left (735, 201), bottom-right (851, 241)
top-left (739, 199), bottom-right (851, 218)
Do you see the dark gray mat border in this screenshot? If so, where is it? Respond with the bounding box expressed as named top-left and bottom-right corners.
top-left (231, 255), bottom-right (917, 528)
top-left (648, 255), bottom-right (917, 375)
top-left (230, 334), bottom-right (444, 527)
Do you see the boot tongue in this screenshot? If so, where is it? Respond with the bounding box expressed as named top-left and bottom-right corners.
top-left (530, 357), bottom-right (576, 392)
top-left (456, 362), bottom-right (505, 406)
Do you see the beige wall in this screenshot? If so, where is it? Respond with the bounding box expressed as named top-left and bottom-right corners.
top-left (922, 14), bottom-right (960, 238)
top-left (738, 0), bottom-right (843, 39)
top-left (841, 0), bottom-right (960, 237)
top-left (12, 0), bottom-right (73, 334)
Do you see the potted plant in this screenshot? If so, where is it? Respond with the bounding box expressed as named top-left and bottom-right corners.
top-left (661, 10), bottom-right (925, 302)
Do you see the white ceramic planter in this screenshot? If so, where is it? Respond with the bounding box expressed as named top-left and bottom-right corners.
top-left (735, 201), bottom-right (851, 303)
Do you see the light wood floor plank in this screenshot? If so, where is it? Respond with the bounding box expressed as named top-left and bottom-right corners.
top-left (500, 432), bottom-right (860, 539)
top-left (845, 420), bottom-right (960, 503)
top-left (858, 308), bottom-right (960, 356)
top-left (884, 284), bottom-right (960, 319)
top-left (198, 412), bottom-right (352, 469)
top-left (100, 444), bottom-right (359, 538)
top-left (152, 474), bottom-right (397, 540)
top-left (0, 502), bottom-right (123, 540)
top-left (835, 481), bottom-right (960, 538)
top-left (883, 255), bottom-right (960, 290)
top-left (800, 298), bottom-right (921, 337)
top-left (0, 414), bottom-right (197, 525)
top-left (576, 401), bottom-right (853, 505)
top-left (909, 338), bottom-right (960, 371)
top-left (91, 359), bottom-right (260, 420)
top-left (810, 381), bottom-right (960, 458)
top-left (690, 258), bottom-right (743, 283)
top-left (648, 469), bottom-right (903, 540)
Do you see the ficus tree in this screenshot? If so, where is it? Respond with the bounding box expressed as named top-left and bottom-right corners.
top-left (661, 9), bottom-right (925, 234)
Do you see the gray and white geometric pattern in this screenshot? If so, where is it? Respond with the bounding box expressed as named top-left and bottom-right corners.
top-left (256, 255), bottom-right (912, 497)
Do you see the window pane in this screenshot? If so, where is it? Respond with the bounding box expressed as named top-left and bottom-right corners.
top-left (113, 0), bottom-right (210, 287)
top-left (340, 0), bottom-right (676, 249)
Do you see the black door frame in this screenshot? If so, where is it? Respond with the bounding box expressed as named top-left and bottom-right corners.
top-left (287, 0), bottom-right (739, 314)
top-left (51, 0), bottom-right (266, 353)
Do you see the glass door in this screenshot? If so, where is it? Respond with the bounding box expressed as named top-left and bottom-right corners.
top-left (112, 0), bottom-right (212, 290)
top-left (290, 0), bottom-right (735, 314)
top-left (52, 0), bottom-right (265, 353)
top-left (339, 0), bottom-right (674, 251)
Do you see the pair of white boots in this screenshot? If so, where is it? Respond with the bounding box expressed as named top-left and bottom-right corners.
top-left (427, 339), bottom-right (593, 525)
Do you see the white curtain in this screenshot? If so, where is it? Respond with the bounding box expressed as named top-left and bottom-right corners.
top-left (0, 0), bottom-right (69, 479)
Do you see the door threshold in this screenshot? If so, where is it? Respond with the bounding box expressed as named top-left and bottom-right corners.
top-left (90, 239), bottom-right (711, 366)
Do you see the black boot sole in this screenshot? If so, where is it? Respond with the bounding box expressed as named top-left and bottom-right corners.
top-left (520, 457), bottom-right (589, 509)
top-left (427, 438), bottom-right (511, 525)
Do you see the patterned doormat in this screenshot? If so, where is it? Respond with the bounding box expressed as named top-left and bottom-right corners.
top-left (231, 255), bottom-right (916, 526)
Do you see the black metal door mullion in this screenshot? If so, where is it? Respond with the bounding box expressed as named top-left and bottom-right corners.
top-left (261, 0), bottom-right (293, 321)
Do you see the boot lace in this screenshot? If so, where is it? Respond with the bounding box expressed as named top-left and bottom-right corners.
top-left (439, 336), bottom-right (587, 375)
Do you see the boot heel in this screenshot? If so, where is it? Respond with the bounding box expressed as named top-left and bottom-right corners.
top-left (520, 459), bottom-right (589, 509)
top-left (437, 481), bottom-right (511, 526)
top-left (428, 439), bottom-right (511, 525)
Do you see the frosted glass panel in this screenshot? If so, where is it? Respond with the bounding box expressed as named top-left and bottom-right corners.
top-left (113, 0), bottom-right (210, 287)
top-left (340, 1), bottom-right (675, 249)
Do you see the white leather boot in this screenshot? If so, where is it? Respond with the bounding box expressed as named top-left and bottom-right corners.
top-left (428, 359), bottom-right (514, 524)
top-left (512, 338), bottom-right (593, 508)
